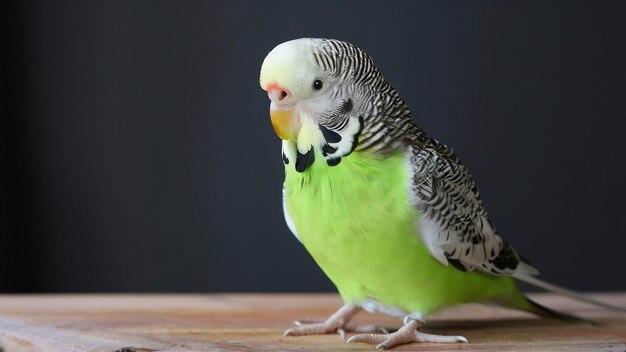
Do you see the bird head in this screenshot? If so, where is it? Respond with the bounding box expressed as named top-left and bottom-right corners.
top-left (260, 38), bottom-right (344, 142)
top-left (260, 38), bottom-right (408, 169)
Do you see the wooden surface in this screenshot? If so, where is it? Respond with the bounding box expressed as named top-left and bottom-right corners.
top-left (0, 293), bottom-right (625, 351)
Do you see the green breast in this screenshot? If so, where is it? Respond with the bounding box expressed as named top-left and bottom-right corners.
top-left (284, 149), bottom-right (519, 316)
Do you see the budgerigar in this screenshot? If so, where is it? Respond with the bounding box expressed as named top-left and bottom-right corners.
top-left (259, 38), bottom-right (623, 350)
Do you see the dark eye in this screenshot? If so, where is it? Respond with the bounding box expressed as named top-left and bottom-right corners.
top-left (313, 80), bottom-right (323, 91)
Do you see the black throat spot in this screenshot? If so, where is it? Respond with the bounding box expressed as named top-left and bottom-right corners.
top-left (295, 147), bottom-right (315, 173)
top-left (327, 157), bottom-right (341, 167)
top-left (321, 143), bottom-right (338, 157)
top-left (319, 124), bottom-right (342, 144)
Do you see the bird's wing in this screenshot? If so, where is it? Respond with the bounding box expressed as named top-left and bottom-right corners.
top-left (406, 137), bottom-right (538, 276)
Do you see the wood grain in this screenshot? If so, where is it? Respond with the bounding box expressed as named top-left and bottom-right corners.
top-left (0, 293), bottom-right (625, 351)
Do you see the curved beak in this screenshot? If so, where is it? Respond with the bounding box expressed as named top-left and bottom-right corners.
top-left (270, 103), bottom-right (300, 140)
top-left (266, 84), bottom-right (301, 140)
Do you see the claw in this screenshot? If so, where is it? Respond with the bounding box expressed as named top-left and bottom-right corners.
top-left (337, 327), bottom-right (346, 340)
top-left (415, 330), bottom-right (468, 343)
top-left (347, 333), bottom-right (387, 345)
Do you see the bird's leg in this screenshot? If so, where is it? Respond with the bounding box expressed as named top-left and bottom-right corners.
top-left (347, 315), bottom-right (468, 350)
top-left (284, 304), bottom-right (387, 340)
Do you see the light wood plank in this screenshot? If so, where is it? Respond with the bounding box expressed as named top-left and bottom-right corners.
top-left (0, 293), bottom-right (625, 351)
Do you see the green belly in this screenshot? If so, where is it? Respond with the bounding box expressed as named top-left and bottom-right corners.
top-left (284, 149), bottom-right (519, 316)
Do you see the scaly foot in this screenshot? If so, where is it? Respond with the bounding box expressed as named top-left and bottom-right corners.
top-left (284, 305), bottom-right (387, 340)
top-left (347, 319), bottom-right (468, 350)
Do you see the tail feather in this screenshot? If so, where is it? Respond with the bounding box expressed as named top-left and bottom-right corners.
top-left (525, 298), bottom-right (597, 326)
top-left (515, 274), bottom-right (626, 313)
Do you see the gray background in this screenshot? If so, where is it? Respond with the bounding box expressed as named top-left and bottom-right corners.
top-left (2, 1), bottom-right (625, 292)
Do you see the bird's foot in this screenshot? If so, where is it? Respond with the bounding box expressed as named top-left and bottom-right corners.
top-left (284, 305), bottom-right (387, 340)
top-left (347, 319), bottom-right (468, 350)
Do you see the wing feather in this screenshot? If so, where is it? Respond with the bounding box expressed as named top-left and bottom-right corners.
top-left (406, 133), bottom-right (537, 276)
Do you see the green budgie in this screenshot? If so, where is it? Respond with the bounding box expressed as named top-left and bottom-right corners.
top-left (259, 38), bottom-right (624, 349)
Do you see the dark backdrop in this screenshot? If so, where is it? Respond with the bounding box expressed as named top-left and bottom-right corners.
top-left (2, 1), bottom-right (625, 293)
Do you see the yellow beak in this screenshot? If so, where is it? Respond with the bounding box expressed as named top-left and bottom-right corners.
top-left (264, 83), bottom-right (301, 141)
top-left (270, 107), bottom-right (300, 140)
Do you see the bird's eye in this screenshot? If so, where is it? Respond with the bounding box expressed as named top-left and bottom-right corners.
top-left (313, 80), bottom-right (323, 91)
